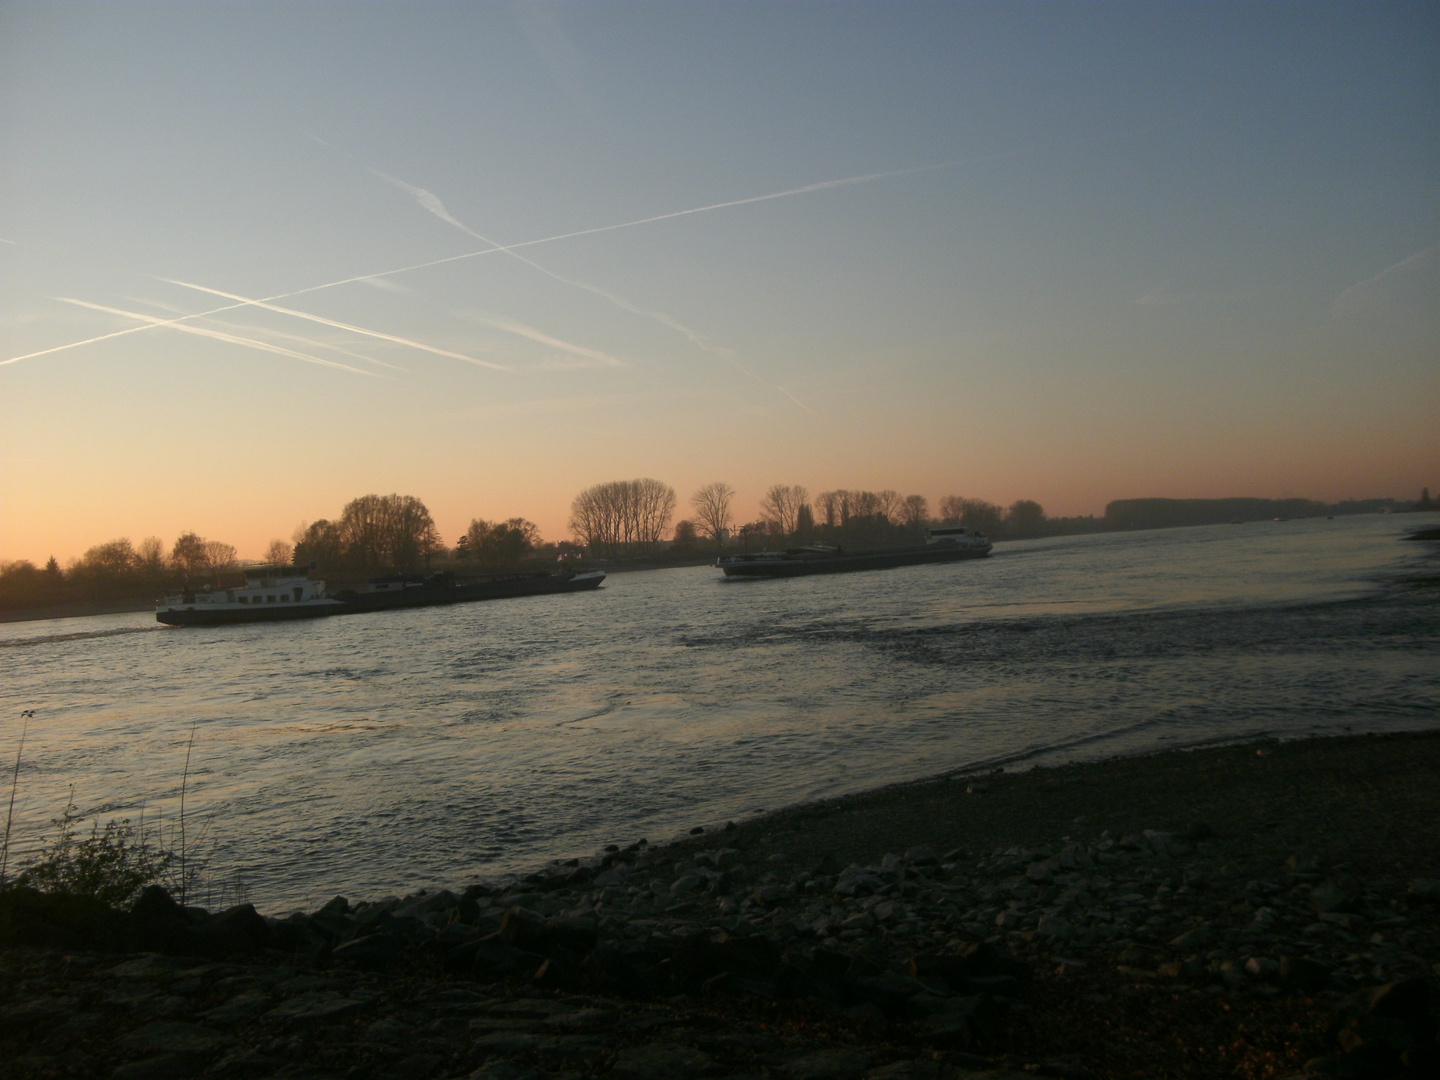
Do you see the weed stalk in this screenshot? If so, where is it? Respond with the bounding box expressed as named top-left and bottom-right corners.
top-left (0, 711), bottom-right (32, 888)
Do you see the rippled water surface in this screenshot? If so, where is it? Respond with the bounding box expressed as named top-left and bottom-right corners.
top-left (3, 514), bottom-right (1437, 908)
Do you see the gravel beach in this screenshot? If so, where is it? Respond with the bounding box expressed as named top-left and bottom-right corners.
top-left (3, 730), bottom-right (1437, 1080)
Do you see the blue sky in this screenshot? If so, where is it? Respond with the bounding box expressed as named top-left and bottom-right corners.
top-left (2, 2), bottom-right (1436, 561)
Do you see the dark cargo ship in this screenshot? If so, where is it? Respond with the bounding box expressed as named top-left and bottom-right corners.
top-left (715, 526), bottom-right (992, 579)
top-left (156, 565), bottom-right (604, 625)
top-left (333, 569), bottom-right (606, 613)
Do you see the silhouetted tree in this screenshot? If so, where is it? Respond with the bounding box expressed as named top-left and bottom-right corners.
top-left (201, 541), bottom-right (239, 584)
top-left (794, 503), bottom-right (815, 541)
top-left (136, 537), bottom-right (165, 575)
top-left (293, 520), bottom-right (346, 572)
top-left (875, 490), bottom-right (903, 524)
top-left (939, 496), bottom-right (1005, 535)
top-left (672, 519), bottom-right (699, 549)
top-left (816, 490), bottom-right (846, 528)
top-left (760, 484), bottom-right (810, 536)
top-left (690, 482), bottom-right (735, 543)
top-left (902, 494), bottom-right (929, 535)
top-left (570, 479), bottom-right (676, 555)
top-left (264, 539), bottom-right (294, 566)
top-left (338, 494), bottom-right (443, 571)
top-left (170, 533), bottom-right (208, 579)
top-left (1006, 499), bottom-right (1046, 536)
top-left (462, 517), bottom-right (540, 568)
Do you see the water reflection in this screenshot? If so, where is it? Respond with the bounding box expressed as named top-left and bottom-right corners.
top-left (0, 514), bottom-right (1436, 908)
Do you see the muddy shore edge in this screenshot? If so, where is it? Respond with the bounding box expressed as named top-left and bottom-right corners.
top-left (3, 730), bottom-right (1438, 1079)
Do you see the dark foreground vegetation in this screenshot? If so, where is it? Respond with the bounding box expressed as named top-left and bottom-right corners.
top-left (2, 731), bottom-right (1436, 1079)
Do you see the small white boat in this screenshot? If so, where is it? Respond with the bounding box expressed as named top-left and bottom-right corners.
top-left (157, 565), bottom-right (345, 626)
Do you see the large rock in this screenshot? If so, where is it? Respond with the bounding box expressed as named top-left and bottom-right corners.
top-left (780, 1048), bottom-right (871, 1079)
top-left (0, 886), bottom-right (132, 952)
top-left (611, 1042), bottom-right (722, 1079)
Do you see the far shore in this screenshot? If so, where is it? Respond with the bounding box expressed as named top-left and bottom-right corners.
top-left (0, 597), bottom-right (156, 623)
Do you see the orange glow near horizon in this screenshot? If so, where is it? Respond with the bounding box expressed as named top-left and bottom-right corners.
top-left (2, 5), bottom-right (1437, 569)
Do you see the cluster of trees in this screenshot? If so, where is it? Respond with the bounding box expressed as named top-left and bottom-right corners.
top-left (294, 494), bottom-right (443, 575)
top-left (568, 479), bottom-right (678, 556)
top-left (643, 482), bottom-right (1054, 554)
top-left (1, 492), bottom-right (548, 612)
top-left (456, 518), bottom-right (542, 569)
top-left (0, 532), bottom-right (243, 611)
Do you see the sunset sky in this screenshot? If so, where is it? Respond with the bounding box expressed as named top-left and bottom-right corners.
top-left (2, 2), bottom-right (1436, 565)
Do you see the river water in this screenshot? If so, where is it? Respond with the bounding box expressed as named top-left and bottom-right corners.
top-left (2, 514), bottom-right (1437, 910)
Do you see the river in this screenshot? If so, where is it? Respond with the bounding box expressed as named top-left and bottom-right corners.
top-left (2, 513), bottom-right (1436, 910)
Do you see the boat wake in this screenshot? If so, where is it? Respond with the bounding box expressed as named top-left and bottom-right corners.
top-left (0, 625), bottom-right (164, 649)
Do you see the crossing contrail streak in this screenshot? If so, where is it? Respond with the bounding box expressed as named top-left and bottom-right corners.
top-left (372, 167), bottom-right (818, 410)
top-left (469, 314), bottom-right (625, 368)
top-left (160, 280), bottom-right (509, 371)
top-left (123, 293), bottom-right (409, 373)
top-left (55, 299), bottom-right (378, 377)
top-left (204, 318), bottom-right (410, 373)
top-left (2, 164), bottom-right (935, 369)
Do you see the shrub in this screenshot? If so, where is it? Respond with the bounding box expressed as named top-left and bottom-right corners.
top-left (13, 800), bottom-right (173, 907)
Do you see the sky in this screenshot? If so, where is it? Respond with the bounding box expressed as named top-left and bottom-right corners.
top-left (1, 1), bottom-right (1436, 564)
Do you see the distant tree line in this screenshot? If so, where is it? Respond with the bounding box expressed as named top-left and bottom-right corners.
top-left (568, 479), bottom-right (677, 557)
top-left (0, 532), bottom-right (241, 612)
top-left (1102, 495), bottom-right (1421, 531)
top-left (7, 484), bottom-right (1429, 611)
top-left (1, 492), bottom-right (551, 612)
top-left (560, 478), bottom-right (1073, 559)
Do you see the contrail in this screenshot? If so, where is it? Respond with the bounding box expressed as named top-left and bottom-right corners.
top-left (775, 386), bottom-right (818, 416)
top-left (3, 164), bottom-right (934, 369)
top-left (126, 293), bottom-right (409, 373)
top-left (203, 317), bottom-right (410, 373)
top-left (55, 299), bottom-right (378, 377)
top-left (372, 167), bottom-right (816, 409)
top-left (468, 314), bottom-right (625, 368)
top-left (373, 169), bottom-right (721, 355)
top-left (160, 279), bottom-right (509, 371)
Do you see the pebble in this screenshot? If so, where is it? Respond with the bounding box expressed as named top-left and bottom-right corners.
top-left (2, 818), bottom-right (1436, 1079)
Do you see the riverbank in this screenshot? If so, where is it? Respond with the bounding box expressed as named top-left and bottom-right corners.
top-left (0, 597), bottom-right (155, 623)
top-left (3, 730), bottom-right (1437, 1079)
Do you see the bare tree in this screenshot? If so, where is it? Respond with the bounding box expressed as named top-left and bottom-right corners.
top-left (690, 482), bottom-right (735, 543)
top-left (902, 494), bottom-right (929, 534)
top-left (201, 541), bottom-right (238, 584)
top-left (170, 532), bottom-right (208, 578)
top-left (72, 540), bottom-right (137, 587)
top-left (849, 490), bottom-right (882, 520)
top-left (339, 494), bottom-right (443, 571)
top-left (759, 484), bottom-right (811, 535)
top-left (136, 537), bottom-right (166, 574)
top-left (815, 490), bottom-right (844, 529)
top-left (939, 496), bottom-right (1005, 534)
top-left (569, 479), bottom-right (677, 555)
top-left (264, 539), bottom-right (294, 566)
top-left (875, 490), bottom-right (903, 524)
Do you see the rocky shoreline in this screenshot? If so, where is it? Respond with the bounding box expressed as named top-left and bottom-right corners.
top-left (3, 731), bottom-right (1438, 1079)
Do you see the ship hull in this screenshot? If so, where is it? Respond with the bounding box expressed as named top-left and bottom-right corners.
top-left (336, 570), bottom-right (606, 614)
top-left (156, 602), bottom-right (345, 626)
top-left (717, 543), bottom-right (991, 578)
top-left (157, 572), bottom-right (605, 625)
